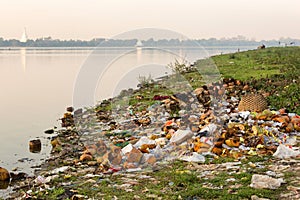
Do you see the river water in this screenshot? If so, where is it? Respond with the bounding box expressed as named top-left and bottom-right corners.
top-left (0, 46), bottom-right (256, 176)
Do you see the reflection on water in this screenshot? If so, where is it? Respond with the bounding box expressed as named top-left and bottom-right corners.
top-left (20, 48), bottom-right (26, 72)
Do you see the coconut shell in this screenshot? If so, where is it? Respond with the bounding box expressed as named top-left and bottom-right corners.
top-left (80, 153), bottom-right (93, 161)
top-left (0, 167), bottom-right (10, 181)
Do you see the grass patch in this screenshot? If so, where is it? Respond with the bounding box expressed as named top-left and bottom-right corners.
top-left (35, 187), bottom-right (65, 200)
top-left (211, 47), bottom-right (300, 80)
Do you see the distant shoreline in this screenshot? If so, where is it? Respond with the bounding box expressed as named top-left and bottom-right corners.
top-left (0, 37), bottom-right (298, 48)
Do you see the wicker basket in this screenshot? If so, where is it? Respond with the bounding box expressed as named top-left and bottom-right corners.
top-left (238, 94), bottom-right (268, 112)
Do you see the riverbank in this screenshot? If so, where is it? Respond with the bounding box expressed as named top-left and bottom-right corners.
top-left (2, 46), bottom-right (300, 199)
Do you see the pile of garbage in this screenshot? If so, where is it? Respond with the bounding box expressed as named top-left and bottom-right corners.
top-left (63, 78), bottom-right (300, 173)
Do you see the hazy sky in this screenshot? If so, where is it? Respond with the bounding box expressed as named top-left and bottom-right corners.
top-left (1, 0), bottom-right (299, 40)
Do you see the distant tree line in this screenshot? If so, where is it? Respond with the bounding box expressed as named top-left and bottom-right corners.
top-left (0, 36), bottom-right (298, 47)
top-left (0, 37), bottom-right (106, 47)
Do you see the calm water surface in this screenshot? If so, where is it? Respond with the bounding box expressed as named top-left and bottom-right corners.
top-left (0, 46), bottom-right (256, 176)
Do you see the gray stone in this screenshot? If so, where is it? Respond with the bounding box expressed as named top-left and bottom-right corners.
top-left (180, 152), bottom-right (205, 163)
top-left (273, 144), bottom-right (300, 159)
top-left (170, 130), bottom-right (193, 145)
top-left (250, 174), bottom-right (284, 189)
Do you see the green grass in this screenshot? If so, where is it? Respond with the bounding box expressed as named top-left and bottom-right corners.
top-left (22, 157), bottom-right (293, 200)
top-left (34, 186), bottom-right (65, 200)
top-left (211, 46), bottom-right (300, 80)
top-left (208, 157), bottom-right (235, 164)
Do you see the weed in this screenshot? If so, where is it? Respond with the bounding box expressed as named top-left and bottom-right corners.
top-left (137, 74), bottom-right (154, 88)
top-left (168, 58), bottom-right (195, 73)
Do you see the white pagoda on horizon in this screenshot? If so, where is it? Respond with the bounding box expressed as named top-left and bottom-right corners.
top-left (20, 28), bottom-right (28, 43)
top-left (135, 40), bottom-right (143, 47)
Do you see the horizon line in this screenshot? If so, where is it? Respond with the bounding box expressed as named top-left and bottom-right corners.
top-left (1, 36), bottom-right (300, 42)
